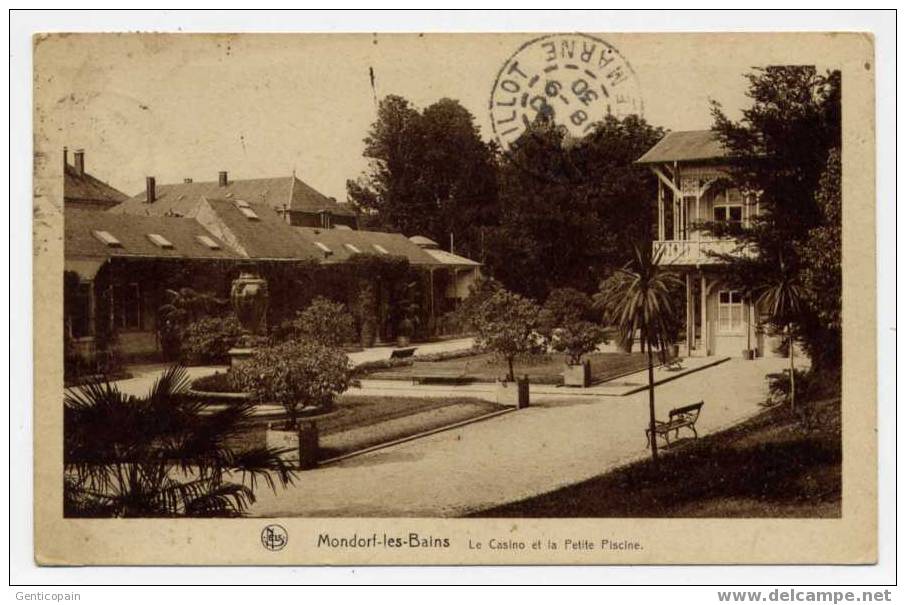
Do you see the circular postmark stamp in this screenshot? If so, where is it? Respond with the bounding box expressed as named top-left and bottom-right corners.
top-left (261, 524), bottom-right (288, 551)
top-left (489, 33), bottom-right (644, 152)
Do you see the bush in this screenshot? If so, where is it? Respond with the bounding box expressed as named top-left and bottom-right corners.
top-left (352, 357), bottom-right (415, 376)
top-left (291, 296), bottom-right (357, 347)
top-left (229, 341), bottom-right (352, 428)
top-left (473, 289), bottom-right (544, 381)
top-left (538, 288), bottom-right (607, 364)
top-left (190, 372), bottom-right (240, 393)
top-left (180, 316), bottom-right (244, 365)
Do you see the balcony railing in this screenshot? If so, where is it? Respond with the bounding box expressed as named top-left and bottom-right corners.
top-left (653, 238), bottom-right (753, 266)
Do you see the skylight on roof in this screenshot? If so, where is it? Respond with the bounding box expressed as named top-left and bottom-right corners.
top-left (239, 207), bottom-right (260, 220)
top-left (373, 244), bottom-right (389, 254)
top-left (235, 199), bottom-right (250, 208)
top-left (147, 233), bottom-right (174, 249)
top-left (344, 243), bottom-right (362, 254)
top-left (93, 230), bottom-right (122, 247)
top-left (196, 235), bottom-right (221, 250)
top-left (314, 242), bottom-right (332, 254)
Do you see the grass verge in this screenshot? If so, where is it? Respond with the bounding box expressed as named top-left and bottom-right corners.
top-left (472, 396), bottom-right (841, 518)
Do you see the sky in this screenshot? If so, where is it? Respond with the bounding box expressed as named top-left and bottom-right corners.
top-left (35, 32), bottom-right (820, 202)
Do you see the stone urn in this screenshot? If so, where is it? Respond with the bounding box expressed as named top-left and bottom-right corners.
top-left (228, 271), bottom-right (269, 367)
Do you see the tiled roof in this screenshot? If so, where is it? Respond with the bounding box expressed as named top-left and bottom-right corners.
top-left (64, 209), bottom-right (239, 260)
top-left (112, 175), bottom-right (356, 217)
top-left (294, 227), bottom-right (440, 265)
top-left (63, 164), bottom-right (130, 207)
top-left (636, 130), bottom-right (729, 164)
top-left (421, 247), bottom-right (481, 267)
top-left (191, 197), bottom-right (323, 261)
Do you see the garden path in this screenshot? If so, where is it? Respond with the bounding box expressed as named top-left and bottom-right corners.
top-left (247, 356), bottom-right (791, 517)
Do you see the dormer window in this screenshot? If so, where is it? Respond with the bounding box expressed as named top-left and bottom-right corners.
top-left (196, 235), bottom-right (221, 250)
top-left (373, 244), bottom-right (389, 254)
top-left (235, 199), bottom-right (250, 209)
top-left (344, 243), bottom-right (362, 254)
top-left (147, 233), bottom-right (174, 249)
top-left (314, 242), bottom-right (332, 255)
top-left (239, 207), bottom-right (260, 220)
top-left (93, 230), bottom-right (122, 247)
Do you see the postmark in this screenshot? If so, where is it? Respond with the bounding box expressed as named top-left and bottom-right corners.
top-left (489, 33), bottom-right (644, 152)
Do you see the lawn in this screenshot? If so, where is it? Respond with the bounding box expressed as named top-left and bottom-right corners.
top-left (472, 397), bottom-right (841, 518)
top-left (237, 395), bottom-right (507, 460)
top-left (367, 351), bottom-right (654, 385)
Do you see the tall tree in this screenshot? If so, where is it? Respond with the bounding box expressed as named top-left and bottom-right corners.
top-left (708, 66), bottom-right (841, 372)
top-left (347, 95), bottom-right (498, 258)
top-left (485, 115), bottom-right (664, 300)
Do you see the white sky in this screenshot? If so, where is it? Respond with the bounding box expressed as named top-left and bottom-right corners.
top-left (36, 33), bottom-right (808, 201)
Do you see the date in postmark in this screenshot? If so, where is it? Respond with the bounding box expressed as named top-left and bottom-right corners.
top-left (489, 33), bottom-right (644, 151)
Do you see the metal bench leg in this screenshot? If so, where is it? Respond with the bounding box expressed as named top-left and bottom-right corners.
top-left (691, 425), bottom-right (698, 439)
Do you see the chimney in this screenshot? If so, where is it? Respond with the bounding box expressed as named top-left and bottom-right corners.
top-left (183, 178), bottom-right (193, 183)
top-left (63, 146), bottom-right (69, 168)
top-left (218, 171), bottom-right (228, 187)
top-left (146, 176), bottom-right (156, 203)
top-left (74, 149), bottom-right (85, 176)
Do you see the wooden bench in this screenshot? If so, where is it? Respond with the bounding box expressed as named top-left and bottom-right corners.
top-left (645, 401), bottom-right (704, 447)
top-left (389, 347), bottom-right (418, 359)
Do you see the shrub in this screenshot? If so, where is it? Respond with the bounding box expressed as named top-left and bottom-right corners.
top-left (291, 296), bottom-right (357, 347)
top-left (473, 289), bottom-right (544, 381)
top-left (229, 341), bottom-right (352, 428)
top-left (352, 357), bottom-right (415, 376)
top-left (180, 316), bottom-right (244, 365)
top-left (190, 372), bottom-right (240, 393)
top-left (538, 288), bottom-right (607, 364)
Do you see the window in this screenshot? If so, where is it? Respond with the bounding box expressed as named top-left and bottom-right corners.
top-left (147, 233), bottom-right (174, 249)
top-left (196, 235), bottom-right (221, 250)
top-left (110, 283), bottom-right (141, 331)
top-left (344, 243), bottom-right (362, 254)
top-left (713, 188), bottom-right (744, 226)
top-left (373, 244), bottom-right (389, 254)
top-left (238, 207), bottom-right (260, 220)
top-left (67, 282), bottom-right (92, 338)
top-left (93, 230), bottom-right (122, 247)
top-left (717, 290), bottom-right (744, 334)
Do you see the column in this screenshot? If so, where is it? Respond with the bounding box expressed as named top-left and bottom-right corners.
top-left (685, 273), bottom-right (693, 356)
top-left (700, 273), bottom-right (708, 357)
top-left (657, 180), bottom-right (665, 241)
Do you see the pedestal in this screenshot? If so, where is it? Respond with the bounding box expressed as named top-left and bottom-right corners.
top-left (228, 347), bottom-right (254, 369)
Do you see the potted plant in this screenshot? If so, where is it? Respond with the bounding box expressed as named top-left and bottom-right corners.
top-left (229, 340), bottom-right (352, 469)
top-left (539, 288), bottom-right (607, 387)
top-left (396, 317), bottom-right (415, 347)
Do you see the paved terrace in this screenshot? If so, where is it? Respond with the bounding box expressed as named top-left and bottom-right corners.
top-left (248, 357), bottom-right (789, 517)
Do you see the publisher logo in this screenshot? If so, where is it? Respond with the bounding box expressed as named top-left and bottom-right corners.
top-left (261, 524), bottom-right (288, 551)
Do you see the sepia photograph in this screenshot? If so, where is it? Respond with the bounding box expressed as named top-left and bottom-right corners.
top-left (27, 25), bottom-right (880, 567)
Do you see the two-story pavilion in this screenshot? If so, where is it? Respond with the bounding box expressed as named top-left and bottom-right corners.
top-left (637, 130), bottom-right (775, 359)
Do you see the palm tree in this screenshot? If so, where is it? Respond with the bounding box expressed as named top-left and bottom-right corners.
top-left (596, 244), bottom-right (681, 462)
top-left (755, 264), bottom-right (804, 411)
top-left (64, 365), bottom-right (296, 517)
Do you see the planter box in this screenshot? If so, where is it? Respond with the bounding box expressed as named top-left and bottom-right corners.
top-left (495, 378), bottom-right (530, 409)
top-left (563, 361), bottom-right (591, 387)
top-left (265, 421), bottom-right (320, 470)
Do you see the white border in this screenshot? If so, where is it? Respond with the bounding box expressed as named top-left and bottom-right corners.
top-left (7, 9), bottom-right (897, 588)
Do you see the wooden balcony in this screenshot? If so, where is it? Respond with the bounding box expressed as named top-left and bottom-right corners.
top-left (653, 238), bottom-right (752, 266)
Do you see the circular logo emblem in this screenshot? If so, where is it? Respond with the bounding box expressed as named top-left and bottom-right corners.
top-left (261, 524), bottom-right (288, 551)
top-left (489, 33), bottom-right (644, 151)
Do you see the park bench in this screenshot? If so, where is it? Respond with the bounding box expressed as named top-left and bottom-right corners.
top-left (389, 346), bottom-right (418, 359)
top-left (645, 401), bottom-right (704, 448)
